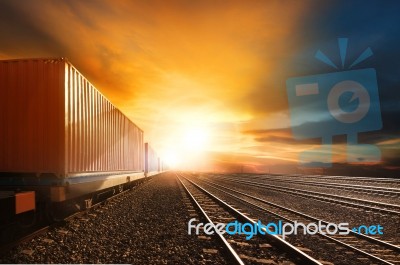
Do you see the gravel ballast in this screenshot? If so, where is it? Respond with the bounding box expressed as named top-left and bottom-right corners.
top-left (0, 173), bottom-right (220, 264)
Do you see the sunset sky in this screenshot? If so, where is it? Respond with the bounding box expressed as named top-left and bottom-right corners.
top-left (1, 0), bottom-right (399, 175)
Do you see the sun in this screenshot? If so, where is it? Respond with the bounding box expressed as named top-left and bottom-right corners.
top-left (182, 126), bottom-right (209, 151)
top-left (164, 153), bottom-right (179, 168)
top-left (158, 124), bottom-right (212, 169)
top-left (162, 150), bottom-right (180, 168)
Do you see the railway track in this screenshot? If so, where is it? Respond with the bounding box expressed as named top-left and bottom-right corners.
top-left (309, 175), bottom-right (400, 183)
top-left (239, 175), bottom-right (400, 197)
top-left (213, 175), bottom-right (400, 215)
top-left (260, 174), bottom-right (400, 188)
top-left (189, 174), bottom-right (400, 265)
top-left (176, 174), bottom-right (323, 265)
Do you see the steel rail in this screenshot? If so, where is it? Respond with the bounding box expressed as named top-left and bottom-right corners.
top-left (178, 174), bottom-right (323, 265)
top-left (177, 175), bottom-right (245, 265)
top-left (231, 175), bottom-right (400, 195)
top-left (195, 176), bottom-right (399, 265)
top-left (215, 176), bottom-right (400, 215)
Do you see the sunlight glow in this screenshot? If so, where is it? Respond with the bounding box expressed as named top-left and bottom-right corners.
top-left (182, 126), bottom-right (210, 151)
top-left (158, 123), bottom-right (214, 169)
top-left (161, 150), bottom-right (181, 168)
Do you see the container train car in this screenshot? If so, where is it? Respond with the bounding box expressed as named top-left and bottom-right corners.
top-left (145, 143), bottom-right (162, 177)
top-left (0, 58), bottom-right (166, 223)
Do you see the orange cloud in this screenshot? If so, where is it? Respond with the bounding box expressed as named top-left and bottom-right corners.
top-left (1, 0), bottom-right (314, 170)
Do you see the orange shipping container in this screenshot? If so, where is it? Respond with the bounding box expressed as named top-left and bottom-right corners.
top-left (0, 58), bottom-right (144, 177)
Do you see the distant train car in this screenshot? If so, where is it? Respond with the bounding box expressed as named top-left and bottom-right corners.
top-left (145, 143), bottom-right (161, 177)
top-left (160, 160), bottom-right (169, 172)
top-left (0, 58), bottom-right (148, 220)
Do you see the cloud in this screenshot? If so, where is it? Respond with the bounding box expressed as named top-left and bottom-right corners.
top-left (1, 0), bottom-right (399, 174)
top-left (0, 0), bottom-right (312, 117)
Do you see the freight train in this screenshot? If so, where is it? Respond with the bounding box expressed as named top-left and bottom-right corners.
top-left (0, 58), bottom-right (167, 224)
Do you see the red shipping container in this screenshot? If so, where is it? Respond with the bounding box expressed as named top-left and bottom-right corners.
top-left (0, 58), bottom-right (144, 177)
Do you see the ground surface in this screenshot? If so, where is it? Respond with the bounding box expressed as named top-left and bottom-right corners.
top-left (0, 173), bottom-right (215, 264)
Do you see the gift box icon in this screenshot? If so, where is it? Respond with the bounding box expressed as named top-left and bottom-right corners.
top-left (286, 38), bottom-right (382, 167)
